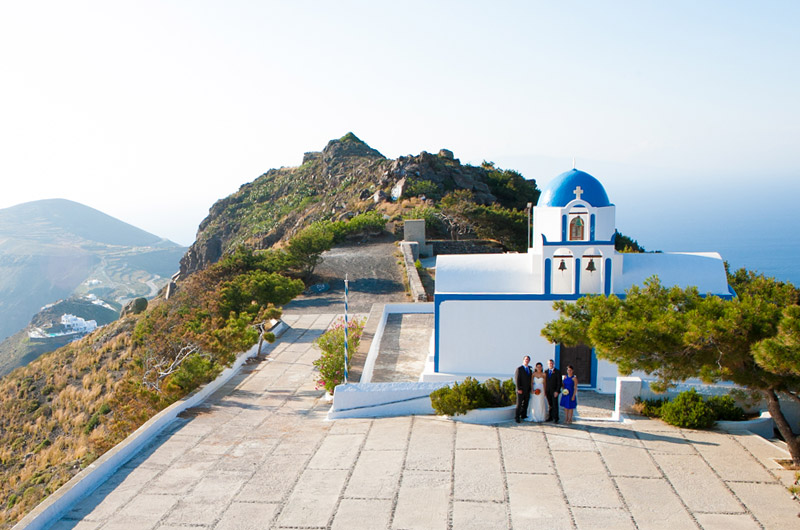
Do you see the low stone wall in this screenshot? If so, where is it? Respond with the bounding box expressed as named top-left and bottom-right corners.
top-left (399, 241), bottom-right (428, 302)
top-left (329, 381), bottom-right (449, 419)
top-left (430, 240), bottom-right (505, 255)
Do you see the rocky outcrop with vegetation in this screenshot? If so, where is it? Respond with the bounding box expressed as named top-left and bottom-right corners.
top-left (181, 133), bottom-right (541, 275)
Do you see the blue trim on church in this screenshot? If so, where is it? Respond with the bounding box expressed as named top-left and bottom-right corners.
top-left (544, 258), bottom-right (552, 294)
top-left (541, 234), bottom-right (616, 246)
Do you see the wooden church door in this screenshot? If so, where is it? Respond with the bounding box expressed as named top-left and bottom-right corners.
top-left (559, 344), bottom-right (592, 385)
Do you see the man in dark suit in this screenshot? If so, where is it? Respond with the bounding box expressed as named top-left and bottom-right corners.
top-left (514, 355), bottom-right (533, 423)
top-left (545, 359), bottom-right (562, 423)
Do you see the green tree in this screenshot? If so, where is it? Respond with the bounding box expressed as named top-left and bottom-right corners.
top-left (614, 231), bottom-right (646, 253)
top-left (482, 163), bottom-right (540, 210)
top-left (439, 190), bottom-right (477, 240)
top-left (542, 272), bottom-right (800, 465)
top-left (286, 223), bottom-right (336, 278)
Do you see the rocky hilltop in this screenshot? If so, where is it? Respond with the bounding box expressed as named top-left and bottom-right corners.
top-left (181, 133), bottom-right (536, 275)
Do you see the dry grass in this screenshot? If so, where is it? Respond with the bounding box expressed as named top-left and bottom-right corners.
top-left (0, 315), bottom-right (171, 528)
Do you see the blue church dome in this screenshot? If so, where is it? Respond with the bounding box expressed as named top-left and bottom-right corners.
top-left (539, 169), bottom-right (612, 207)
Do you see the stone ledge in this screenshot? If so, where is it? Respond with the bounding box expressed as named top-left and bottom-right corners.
top-left (400, 241), bottom-right (427, 302)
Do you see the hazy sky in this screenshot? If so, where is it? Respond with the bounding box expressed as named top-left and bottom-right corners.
top-left (1, 1), bottom-right (798, 247)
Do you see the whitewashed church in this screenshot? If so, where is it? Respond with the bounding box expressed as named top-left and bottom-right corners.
top-left (424, 169), bottom-right (733, 393)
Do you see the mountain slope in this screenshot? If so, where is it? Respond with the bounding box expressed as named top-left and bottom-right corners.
top-left (0, 199), bottom-right (186, 345)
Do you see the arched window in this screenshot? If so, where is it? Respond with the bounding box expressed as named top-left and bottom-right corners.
top-left (569, 217), bottom-right (584, 241)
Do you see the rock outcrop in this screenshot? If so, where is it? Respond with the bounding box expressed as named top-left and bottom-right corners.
top-left (179, 133), bottom-right (534, 276)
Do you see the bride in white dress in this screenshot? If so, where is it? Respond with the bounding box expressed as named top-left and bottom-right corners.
top-left (526, 362), bottom-right (549, 422)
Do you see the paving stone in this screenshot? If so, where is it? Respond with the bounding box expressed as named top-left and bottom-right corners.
top-left (274, 468), bottom-right (348, 527)
top-left (392, 470), bottom-right (450, 530)
top-left (730, 430), bottom-right (791, 474)
top-left (363, 415), bottom-right (411, 451)
top-left (272, 428), bottom-right (328, 456)
top-left (307, 433), bottom-right (364, 470)
top-left (235, 453), bottom-right (309, 503)
top-left (67, 467), bottom-right (161, 521)
top-left (146, 465), bottom-right (206, 495)
top-left (405, 418), bottom-right (454, 471)
top-left (161, 474), bottom-right (242, 525)
top-left (693, 512), bottom-right (761, 530)
top-left (572, 507), bottom-right (635, 529)
top-left (214, 501), bottom-right (280, 530)
top-left (553, 451), bottom-right (621, 508)
top-left (546, 425), bottom-right (594, 452)
top-left (727, 480), bottom-right (800, 528)
top-left (456, 422), bottom-right (499, 449)
top-left (454, 449), bottom-right (505, 502)
top-left (452, 500), bottom-right (509, 529)
top-left (616, 477), bottom-right (698, 530)
top-left (498, 426), bottom-right (553, 474)
top-left (331, 498), bottom-right (393, 530)
top-left (649, 453), bottom-right (744, 513)
top-left (345, 449), bottom-right (404, 499)
top-left (506, 473), bottom-right (572, 530)
top-left (590, 427), bottom-right (660, 478)
top-left (635, 429), bottom-right (697, 455)
top-left (116, 493), bottom-right (180, 527)
top-left (328, 417), bottom-right (373, 435)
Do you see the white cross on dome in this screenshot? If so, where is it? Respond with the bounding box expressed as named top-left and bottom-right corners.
top-left (573, 186), bottom-right (583, 200)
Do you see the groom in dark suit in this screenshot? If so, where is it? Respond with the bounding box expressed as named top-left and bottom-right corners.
top-left (514, 355), bottom-right (532, 423)
top-left (545, 359), bottom-right (562, 423)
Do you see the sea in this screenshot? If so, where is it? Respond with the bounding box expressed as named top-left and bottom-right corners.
top-left (614, 182), bottom-right (800, 287)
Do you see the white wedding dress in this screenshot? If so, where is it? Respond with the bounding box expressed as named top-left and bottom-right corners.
top-left (526, 376), bottom-right (549, 422)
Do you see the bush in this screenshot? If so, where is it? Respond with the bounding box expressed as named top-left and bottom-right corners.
top-left (404, 179), bottom-right (442, 200)
top-left (429, 377), bottom-right (515, 416)
top-left (660, 389), bottom-right (716, 429)
top-left (633, 396), bottom-right (668, 418)
top-left (707, 394), bottom-right (746, 421)
top-left (166, 353), bottom-right (220, 393)
top-left (313, 317), bottom-right (365, 393)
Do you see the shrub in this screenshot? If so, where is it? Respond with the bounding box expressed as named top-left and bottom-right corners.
top-left (403, 206), bottom-right (442, 233)
top-left (707, 394), bottom-right (746, 421)
top-left (660, 389), bottom-right (716, 429)
top-left (429, 377), bottom-right (515, 416)
top-left (313, 317), bottom-right (365, 393)
top-left (166, 353), bottom-right (220, 393)
top-left (404, 179), bottom-right (442, 200)
top-left (633, 396), bottom-right (669, 418)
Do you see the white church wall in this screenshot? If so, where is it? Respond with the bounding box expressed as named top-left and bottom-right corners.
top-left (594, 205), bottom-right (616, 240)
top-left (437, 300), bottom-right (556, 376)
top-left (533, 207), bottom-right (563, 249)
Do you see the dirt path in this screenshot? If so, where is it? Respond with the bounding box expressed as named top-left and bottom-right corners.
top-left (283, 232), bottom-right (409, 315)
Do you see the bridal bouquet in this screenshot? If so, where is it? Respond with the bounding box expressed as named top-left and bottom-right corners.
top-left (561, 388), bottom-right (569, 396)
top-left (533, 389), bottom-right (541, 395)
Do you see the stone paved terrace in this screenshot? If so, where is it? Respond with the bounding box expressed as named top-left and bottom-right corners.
top-left (48, 312), bottom-right (800, 529)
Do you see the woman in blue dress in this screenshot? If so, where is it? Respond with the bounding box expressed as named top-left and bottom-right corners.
top-left (559, 365), bottom-right (578, 425)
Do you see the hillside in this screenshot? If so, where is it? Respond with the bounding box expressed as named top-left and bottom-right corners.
top-left (0, 134), bottom-right (541, 527)
top-left (0, 199), bottom-right (186, 346)
top-left (0, 296), bottom-right (120, 378)
top-left (181, 133), bottom-right (540, 275)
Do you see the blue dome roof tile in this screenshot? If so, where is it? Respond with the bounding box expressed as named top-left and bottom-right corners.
top-left (539, 169), bottom-right (612, 207)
